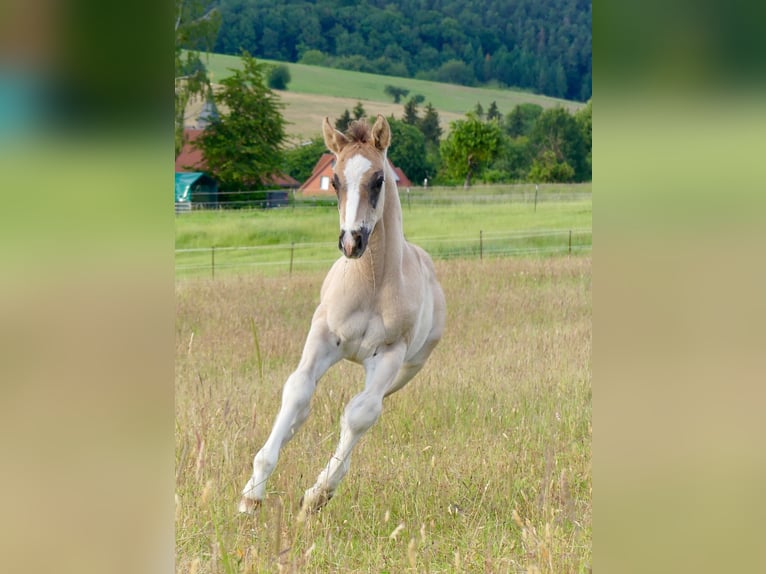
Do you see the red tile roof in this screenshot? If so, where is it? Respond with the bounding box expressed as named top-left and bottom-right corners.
top-left (175, 128), bottom-right (299, 188)
top-left (298, 154), bottom-right (413, 196)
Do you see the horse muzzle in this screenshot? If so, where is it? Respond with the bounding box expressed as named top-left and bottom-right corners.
top-left (338, 227), bottom-right (370, 259)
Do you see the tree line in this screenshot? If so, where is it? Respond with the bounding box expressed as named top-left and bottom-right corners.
top-left (194, 0), bottom-right (591, 102)
top-left (186, 55), bottom-right (591, 196)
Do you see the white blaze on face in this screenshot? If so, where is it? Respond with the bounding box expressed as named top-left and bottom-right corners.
top-left (342, 154), bottom-right (372, 230)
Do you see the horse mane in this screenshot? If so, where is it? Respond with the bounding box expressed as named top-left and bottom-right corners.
top-left (345, 120), bottom-right (372, 144)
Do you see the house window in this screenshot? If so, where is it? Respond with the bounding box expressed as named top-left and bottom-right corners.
top-left (320, 176), bottom-right (330, 190)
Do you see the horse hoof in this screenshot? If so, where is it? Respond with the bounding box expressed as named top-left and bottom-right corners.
top-left (238, 496), bottom-right (261, 514)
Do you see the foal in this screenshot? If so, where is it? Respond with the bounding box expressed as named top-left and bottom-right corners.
top-left (239, 114), bottom-right (446, 518)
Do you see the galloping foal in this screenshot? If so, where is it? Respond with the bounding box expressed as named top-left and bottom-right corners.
top-left (239, 114), bottom-right (446, 519)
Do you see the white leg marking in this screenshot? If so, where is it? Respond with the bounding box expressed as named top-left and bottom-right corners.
top-left (299, 343), bottom-right (406, 518)
top-left (239, 319), bottom-right (342, 513)
top-left (342, 154), bottom-right (372, 230)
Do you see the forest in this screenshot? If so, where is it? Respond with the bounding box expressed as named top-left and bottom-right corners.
top-left (200, 0), bottom-right (591, 102)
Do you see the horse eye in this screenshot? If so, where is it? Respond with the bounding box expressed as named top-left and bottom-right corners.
top-left (369, 176), bottom-right (384, 208)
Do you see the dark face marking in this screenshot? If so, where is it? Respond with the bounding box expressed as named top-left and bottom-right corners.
top-left (369, 170), bottom-right (384, 209)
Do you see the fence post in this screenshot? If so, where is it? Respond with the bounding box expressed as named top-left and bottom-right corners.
top-left (480, 230), bottom-right (483, 260)
top-left (211, 246), bottom-right (216, 279)
top-left (289, 242), bottom-right (295, 275)
top-left (568, 230), bottom-right (572, 254)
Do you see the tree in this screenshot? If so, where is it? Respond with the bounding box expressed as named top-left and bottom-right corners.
top-left (504, 103), bottom-right (544, 138)
top-left (335, 109), bottom-right (353, 132)
top-left (175, 0), bottom-right (220, 157)
top-left (528, 150), bottom-right (575, 182)
top-left (487, 101), bottom-right (502, 121)
top-left (266, 64), bottom-right (291, 90)
top-left (387, 118), bottom-right (429, 185)
top-left (529, 106), bottom-right (589, 181)
top-left (283, 138), bottom-right (327, 183)
top-left (574, 99), bottom-right (592, 171)
top-left (440, 113), bottom-right (502, 188)
top-left (403, 97), bottom-right (420, 125)
top-left (352, 101), bottom-right (366, 120)
top-left (384, 85), bottom-right (410, 103)
top-left (418, 103), bottom-right (442, 147)
top-left (473, 102), bottom-right (484, 120)
top-left (198, 53), bottom-right (287, 191)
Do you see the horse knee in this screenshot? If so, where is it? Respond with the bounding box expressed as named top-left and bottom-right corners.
top-left (344, 393), bottom-right (383, 433)
top-left (281, 372), bottom-right (314, 413)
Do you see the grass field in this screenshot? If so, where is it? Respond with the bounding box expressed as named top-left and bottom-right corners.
top-left (175, 255), bottom-right (592, 572)
top-left (184, 51), bottom-right (584, 140)
top-left (175, 186), bottom-right (591, 278)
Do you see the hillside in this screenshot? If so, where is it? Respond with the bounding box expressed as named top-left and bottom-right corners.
top-left (186, 51), bottom-right (583, 140)
top-left (204, 0), bottom-right (591, 102)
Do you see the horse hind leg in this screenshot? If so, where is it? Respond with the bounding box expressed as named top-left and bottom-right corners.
top-left (298, 344), bottom-right (406, 519)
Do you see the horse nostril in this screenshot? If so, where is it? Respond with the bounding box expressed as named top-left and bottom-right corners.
top-left (354, 232), bottom-right (364, 250)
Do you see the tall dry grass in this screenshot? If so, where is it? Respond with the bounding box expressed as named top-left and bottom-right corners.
top-left (176, 256), bottom-right (591, 573)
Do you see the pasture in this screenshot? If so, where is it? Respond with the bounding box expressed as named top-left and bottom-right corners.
top-left (175, 187), bottom-right (592, 278)
top-left (185, 51), bottom-right (584, 139)
top-left (175, 255), bottom-right (592, 572)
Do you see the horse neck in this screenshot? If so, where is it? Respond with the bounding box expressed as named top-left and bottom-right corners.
top-left (363, 162), bottom-right (404, 278)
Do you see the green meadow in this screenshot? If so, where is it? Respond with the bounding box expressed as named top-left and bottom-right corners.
top-left (175, 186), bottom-right (591, 278)
top-left (186, 51), bottom-right (584, 139)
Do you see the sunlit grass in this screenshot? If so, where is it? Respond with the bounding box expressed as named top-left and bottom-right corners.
top-left (176, 256), bottom-right (591, 572)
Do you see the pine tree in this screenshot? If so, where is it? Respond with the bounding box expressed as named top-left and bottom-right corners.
top-left (403, 97), bottom-right (420, 125)
top-left (335, 109), bottom-right (352, 132)
top-left (418, 103), bottom-right (443, 146)
top-left (487, 101), bottom-right (502, 121)
top-left (198, 53), bottom-right (286, 190)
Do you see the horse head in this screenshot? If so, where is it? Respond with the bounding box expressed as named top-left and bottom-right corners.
top-left (322, 114), bottom-right (391, 259)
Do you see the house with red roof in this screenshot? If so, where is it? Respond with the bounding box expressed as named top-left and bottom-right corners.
top-left (299, 154), bottom-right (413, 197)
top-left (175, 128), bottom-right (300, 189)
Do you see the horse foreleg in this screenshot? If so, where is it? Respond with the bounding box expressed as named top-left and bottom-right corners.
top-left (239, 319), bottom-right (341, 513)
top-left (298, 343), bottom-right (406, 519)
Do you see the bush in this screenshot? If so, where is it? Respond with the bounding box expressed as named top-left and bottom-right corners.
top-left (266, 64), bottom-right (291, 90)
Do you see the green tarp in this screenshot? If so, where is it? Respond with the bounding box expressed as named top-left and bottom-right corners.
top-left (175, 172), bottom-right (217, 204)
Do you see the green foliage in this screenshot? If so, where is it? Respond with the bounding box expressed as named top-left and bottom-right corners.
top-left (211, 0), bottom-right (591, 101)
top-left (335, 109), bottom-right (352, 132)
top-left (440, 113), bottom-right (502, 188)
top-left (490, 135), bottom-right (535, 181)
top-left (352, 101), bottom-right (366, 120)
top-left (384, 85), bottom-right (410, 103)
top-left (435, 59), bottom-right (476, 86)
top-left (530, 107), bottom-right (590, 181)
top-left (298, 49), bottom-right (329, 66)
top-left (266, 64), bottom-right (291, 90)
top-left (504, 103), bottom-right (544, 138)
top-left (387, 118), bottom-right (429, 185)
top-left (198, 53), bottom-right (287, 191)
top-left (283, 138), bottom-right (327, 183)
top-left (418, 103), bottom-right (443, 147)
top-left (403, 97), bottom-right (420, 125)
top-left (574, 99), bottom-right (592, 170)
top-left (174, 0), bottom-right (220, 156)
top-left (528, 150), bottom-right (576, 182)
top-left (487, 100), bottom-right (502, 121)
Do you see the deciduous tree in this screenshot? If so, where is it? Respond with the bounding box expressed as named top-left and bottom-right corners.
top-left (440, 113), bottom-right (502, 188)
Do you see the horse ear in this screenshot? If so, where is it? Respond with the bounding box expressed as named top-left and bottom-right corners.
top-left (371, 114), bottom-right (391, 152)
top-left (323, 117), bottom-right (350, 155)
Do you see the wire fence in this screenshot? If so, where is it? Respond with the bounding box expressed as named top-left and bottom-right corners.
top-left (176, 184), bottom-right (592, 212)
top-left (175, 227), bottom-right (592, 279)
